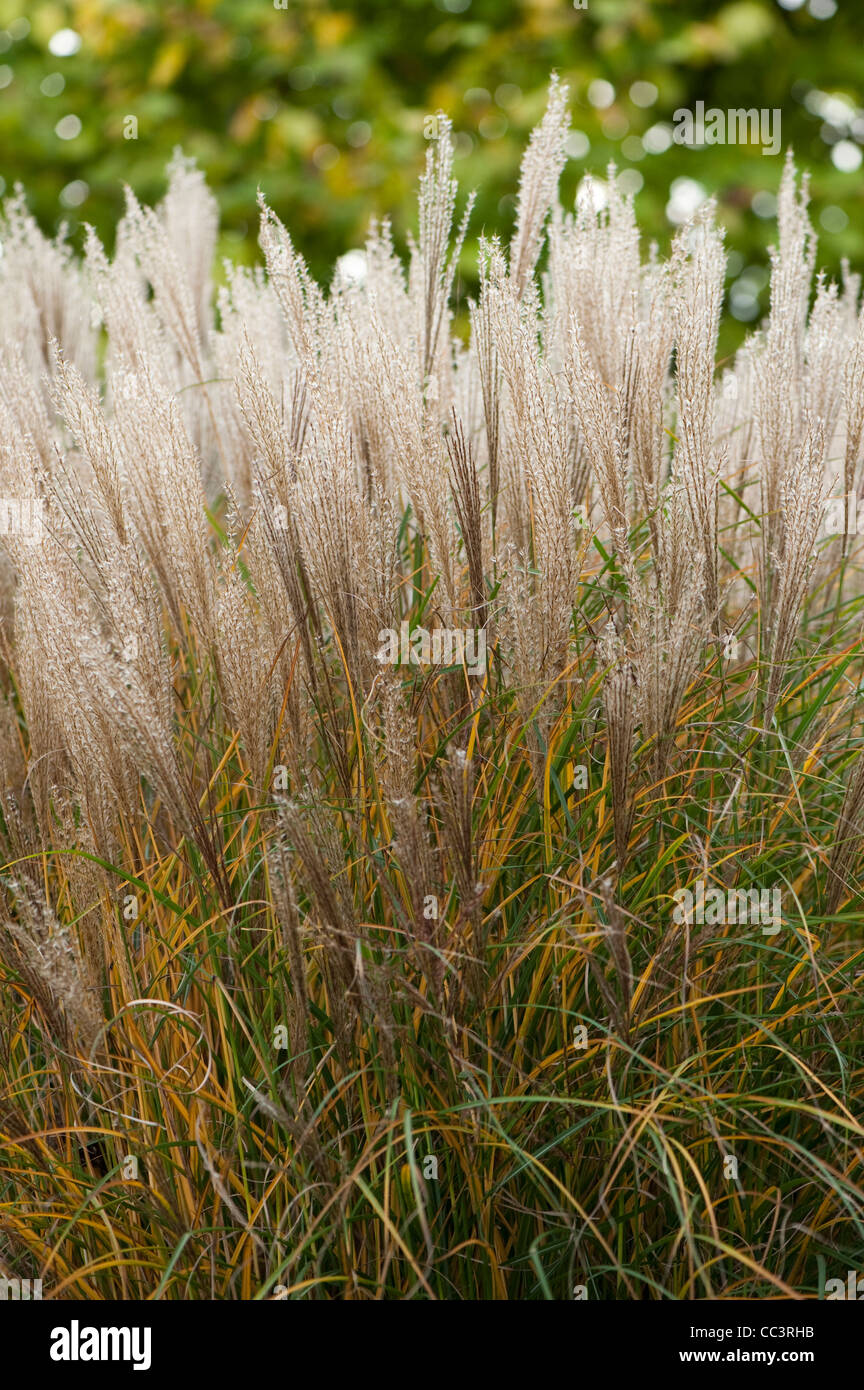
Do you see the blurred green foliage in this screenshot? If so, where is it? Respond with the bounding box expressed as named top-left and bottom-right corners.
top-left (1, 0), bottom-right (864, 351)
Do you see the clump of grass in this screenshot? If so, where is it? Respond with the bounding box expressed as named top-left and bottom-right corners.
top-left (1, 98), bottom-right (864, 1300)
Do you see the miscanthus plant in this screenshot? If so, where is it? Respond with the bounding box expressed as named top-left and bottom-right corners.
top-left (2, 78), bottom-right (864, 1300)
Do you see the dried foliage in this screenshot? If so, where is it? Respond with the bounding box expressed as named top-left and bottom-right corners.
top-left (1, 92), bottom-right (864, 1301)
